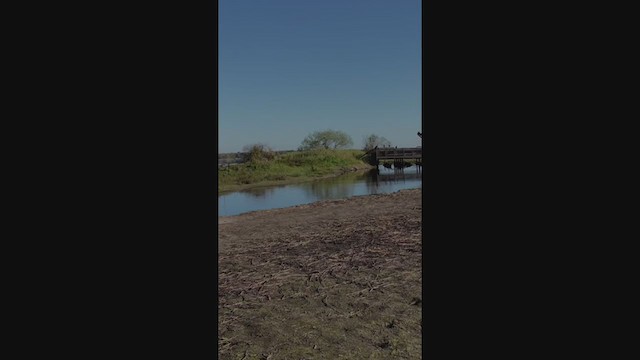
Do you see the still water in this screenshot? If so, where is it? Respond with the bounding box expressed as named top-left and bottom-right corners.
top-left (218, 166), bottom-right (422, 217)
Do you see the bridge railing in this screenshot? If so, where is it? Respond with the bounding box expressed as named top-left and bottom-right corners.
top-left (375, 148), bottom-right (422, 159)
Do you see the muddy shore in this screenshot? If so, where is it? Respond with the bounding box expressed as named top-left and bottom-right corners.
top-left (219, 189), bottom-right (422, 359)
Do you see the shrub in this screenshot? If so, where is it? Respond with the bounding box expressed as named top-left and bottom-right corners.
top-left (242, 143), bottom-right (275, 163)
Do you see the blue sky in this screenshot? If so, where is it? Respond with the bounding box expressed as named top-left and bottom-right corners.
top-left (219, 0), bottom-right (421, 153)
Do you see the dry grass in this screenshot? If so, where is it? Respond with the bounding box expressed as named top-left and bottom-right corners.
top-left (219, 189), bottom-right (422, 359)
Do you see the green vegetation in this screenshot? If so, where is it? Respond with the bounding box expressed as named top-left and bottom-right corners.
top-left (218, 148), bottom-right (372, 193)
top-left (299, 130), bottom-right (353, 150)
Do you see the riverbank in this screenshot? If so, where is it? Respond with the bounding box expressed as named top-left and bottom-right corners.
top-left (218, 164), bottom-right (374, 194)
top-left (218, 149), bottom-right (374, 193)
top-left (219, 189), bottom-right (422, 359)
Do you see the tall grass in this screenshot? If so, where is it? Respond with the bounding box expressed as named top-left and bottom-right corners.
top-left (218, 149), bottom-right (369, 191)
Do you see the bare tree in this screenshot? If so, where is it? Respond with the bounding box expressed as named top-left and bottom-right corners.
top-left (363, 134), bottom-right (391, 151)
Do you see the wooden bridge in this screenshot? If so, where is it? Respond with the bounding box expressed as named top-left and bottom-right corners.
top-left (366, 147), bottom-right (422, 168)
top-left (375, 147), bottom-right (422, 160)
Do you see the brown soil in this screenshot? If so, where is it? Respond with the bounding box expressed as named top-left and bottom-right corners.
top-left (219, 189), bottom-right (422, 359)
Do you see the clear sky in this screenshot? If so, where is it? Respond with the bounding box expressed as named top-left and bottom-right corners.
top-left (219, 0), bottom-right (421, 153)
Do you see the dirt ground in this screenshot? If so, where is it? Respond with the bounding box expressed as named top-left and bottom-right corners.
top-left (218, 189), bottom-right (422, 359)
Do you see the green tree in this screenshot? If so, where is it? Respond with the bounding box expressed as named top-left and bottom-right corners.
top-left (362, 134), bottom-right (391, 151)
top-left (299, 130), bottom-right (353, 150)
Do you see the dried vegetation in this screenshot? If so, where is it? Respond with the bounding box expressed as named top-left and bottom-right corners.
top-left (219, 189), bottom-right (422, 359)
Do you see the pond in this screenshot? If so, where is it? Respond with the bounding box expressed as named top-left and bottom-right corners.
top-left (218, 166), bottom-right (422, 217)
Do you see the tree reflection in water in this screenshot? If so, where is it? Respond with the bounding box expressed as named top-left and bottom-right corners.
top-left (219, 166), bottom-right (422, 217)
top-left (240, 186), bottom-right (278, 199)
top-left (239, 167), bottom-right (421, 200)
top-left (307, 177), bottom-right (354, 200)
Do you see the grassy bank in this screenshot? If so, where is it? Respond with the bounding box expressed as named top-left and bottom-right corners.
top-left (218, 149), bottom-right (372, 193)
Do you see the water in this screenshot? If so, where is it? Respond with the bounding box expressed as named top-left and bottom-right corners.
top-left (218, 166), bottom-right (422, 217)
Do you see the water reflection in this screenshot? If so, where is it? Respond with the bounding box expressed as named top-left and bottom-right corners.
top-left (308, 180), bottom-right (354, 200)
top-left (219, 166), bottom-right (422, 217)
top-left (365, 167), bottom-right (422, 194)
top-left (240, 186), bottom-right (277, 199)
